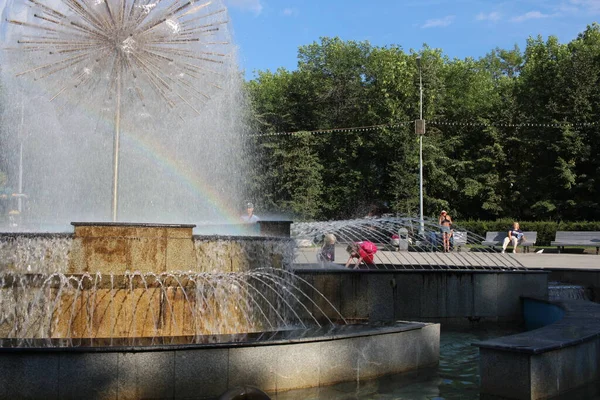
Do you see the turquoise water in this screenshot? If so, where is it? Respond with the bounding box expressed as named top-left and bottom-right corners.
top-left (272, 326), bottom-right (520, 400)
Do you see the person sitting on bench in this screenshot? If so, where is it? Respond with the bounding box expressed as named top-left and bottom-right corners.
top-left (502, 222), bottom-right (526, 254)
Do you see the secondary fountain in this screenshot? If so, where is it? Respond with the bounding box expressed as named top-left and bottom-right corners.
top-left (293, 216), bottom-right (529, 270)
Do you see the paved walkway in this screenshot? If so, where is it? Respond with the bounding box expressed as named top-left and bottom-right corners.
top-left (516, 253), bottom-right (600, 270)
top-left (295, 246), bottom-right (600, 270)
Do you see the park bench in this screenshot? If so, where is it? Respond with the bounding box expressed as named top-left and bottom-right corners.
top-left (481, 231), bottom-right (537, 253)
top-left (551, 231), bottom-right (600, 255)
top-left (453, 231), bottom-right (468, 251)
top-left (427, 230), bottom-right (468, 252)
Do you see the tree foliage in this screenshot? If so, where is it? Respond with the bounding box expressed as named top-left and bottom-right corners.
top-left (245, 25), bottom-right (600, 221)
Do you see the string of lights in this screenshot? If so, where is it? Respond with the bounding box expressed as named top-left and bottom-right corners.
top-left (428, 120), bottom-right (598, 128)
top-left (247, 119), bottom-right (598, 138)
top-left (246, 122), bottom-right (413, 137)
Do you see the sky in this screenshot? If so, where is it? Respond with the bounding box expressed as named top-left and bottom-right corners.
top-left (224, 0), bottom-right (600, 80)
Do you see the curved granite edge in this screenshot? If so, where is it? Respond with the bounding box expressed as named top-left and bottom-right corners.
top-left (0, 322), bottom-right (440, 399)
top-left (0, 322), bottom-right (427, 353)
top-left (475, 297), bottom-right (600, 355)
top-left (476, 297), bottom-right (600, 400)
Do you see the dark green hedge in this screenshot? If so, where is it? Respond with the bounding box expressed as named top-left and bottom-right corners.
top-left (456, 219), bottom-right (600, 246)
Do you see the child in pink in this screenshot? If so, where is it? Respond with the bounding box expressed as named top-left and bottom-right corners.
top-left (345, 241), bottom-right (378, 269)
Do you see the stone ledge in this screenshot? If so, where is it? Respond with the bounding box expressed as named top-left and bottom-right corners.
top-left (475, 298), bottom-right (600, 354)
top-left (71, 222), bottom-right (197, 228)
top-left (294, 266), bottom-right (547, 274)
top-left (476, 297), bottom-right (600, 399)
top-left (0, 232), bottom-right (73, 239)
top-left (0, 322), bottom-right (440, 399)
top-left (0, 322), bottom-right (429, 353)
top-left (193, 235), bottom-right (293, 242)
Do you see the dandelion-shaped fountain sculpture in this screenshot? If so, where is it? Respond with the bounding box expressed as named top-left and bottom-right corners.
top-left (4, 0), bottom-right (232, 221)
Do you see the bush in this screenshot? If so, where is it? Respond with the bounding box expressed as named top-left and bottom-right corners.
top-left (456, 220), bottom-right (600, 246)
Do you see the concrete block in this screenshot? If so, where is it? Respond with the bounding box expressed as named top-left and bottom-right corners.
top-left (417, 324), bottom-right (440, 368)
top-left (367, 274), bottom-right (394, 322)
top-left (276, 342), bottom-right (321, 391)
top-left (497, 273), bottom-right (548, 319)
top-left (293, 273), bottom-right (315, 320)
top-left (555, 339), bottom-right (600, 392)
top-left (311, 274), bottom-right (342, 320)
top-left (421, 274), bottom-right (447, 318)
top-left (530, 351), bottom-right (560, 399)
top-left (174, 348), bottom-right (228, 399)
top-left (496, 274), bottom-right (521, 318)
top-left (473, 274), bottom-right (498, 317)
top-left (528, 341), bottom-right (600, 398)
top-left (358, 330), bottom-right (420, 380)
top-left (340, 273), bottom-right (369, 320)
top-left (393, 273), bottom-right (423, 319)
top-left (318, 337), bottom-right (361, 384)
top-left (228, 345), bottom-right (279, 392)
top-left (445, 273), bottom-right (473, 317)
top-left (0, 354), bottom-right (59, 399)
top-left (522, 273), bottom-right (548, 299)
top-left (165, 227), bottom-right (194, 239)
top-left (117, 351), bottom-right (175, 400)
top-left (59, 352), bottom-right (118, 400)
top-left (479, 348), bottom-right (531, 400)
top-left (165, 238), bottom-right (195, 271)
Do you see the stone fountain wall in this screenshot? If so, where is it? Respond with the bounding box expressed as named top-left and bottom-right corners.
top-left (67, 222), bottom-right (293, 274)
top-left (0, 223), bottom-right (294, 274)
top-left (68, 223), bottom-right (197, 274)
top-left (0, 222), bottom-right (296, 340)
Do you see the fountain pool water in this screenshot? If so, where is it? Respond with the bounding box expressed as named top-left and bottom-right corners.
top-left (548, 281), bottom-right (588, 301)
top-left (269, 325), bottom-right (523, 400)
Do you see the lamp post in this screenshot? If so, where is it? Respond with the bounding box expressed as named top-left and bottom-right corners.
top-left (18, 99), bottom-right (24, 214)
top-left (416, 56), bottom-right (424, 235)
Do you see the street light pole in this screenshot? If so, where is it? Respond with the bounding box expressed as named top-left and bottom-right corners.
top-left (18, 100), bottom-right (24, 214)
top-left (416, 56), bottom-right (424, 235)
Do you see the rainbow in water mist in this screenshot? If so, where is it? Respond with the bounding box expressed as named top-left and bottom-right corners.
top-left (0, 0), bottom-right (253, 231)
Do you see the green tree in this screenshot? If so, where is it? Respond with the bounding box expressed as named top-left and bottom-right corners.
top-left (516, 35), bottom-right (581, 219)
top-left (244, 30), bottom-right (600, 222)
top-left (273, 132), bottom-right (324, 220)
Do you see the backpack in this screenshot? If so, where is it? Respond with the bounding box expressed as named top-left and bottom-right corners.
top-left (359, 241), bottom-right (378, 254)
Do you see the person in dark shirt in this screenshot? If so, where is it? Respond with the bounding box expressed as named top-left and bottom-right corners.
top-left (502, 222), bottom-right (526, 253)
